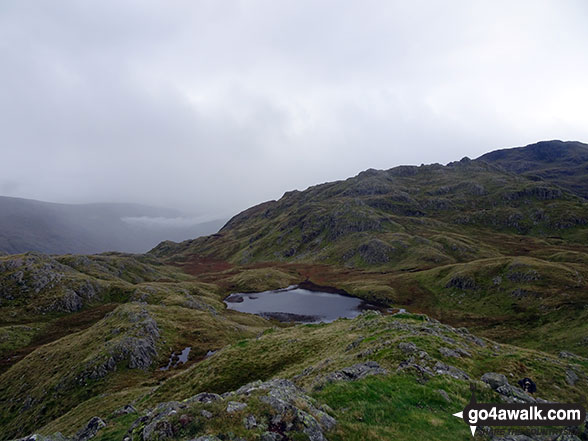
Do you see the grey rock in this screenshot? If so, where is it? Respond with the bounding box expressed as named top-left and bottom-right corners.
top-left (495, 384), bottom-right (536, 404)
top-left (481, 372), bottom-right (509, 390)
top-left (260, 433), bottom-right (283, 441)
top-left (345, 337), bottom-right (364, 351)
top-left (200, 410), bottom-right (213, 419)
top-left (73, 417), bottom-right (106, 441)
top-left (559, 351), bottom-right (579, 359)
top-left (434, 361), bottom-right (470, 380)
top-left (185, 392), bottom-right (221, 404)
top-left (566, 369), bottom-right (579, 386)
top-left (397, 361), bottom-right (435, 377)
top-left (79, 308), bottom-right (160, 382)
top-left (325, 361), bottom-right (388, 383)
top-left (446, 275), bottom-right (476, 290)
top-left (142, 420), bottom-right (173, 441)
top-left (481, 374), bottom-right (536, 403)
top-left (437, 389), bottom-right (451, 402)
top-left (12, 434), bottom-right (68, 441)
top-left (439, 347), bottom-right (461, 358)
top-left (554, 435), bottom-right (582, 441)
top-left (113, 404), bottom-right (137, 416)
top-left (313, 409), bottom-right (337, 431)
top-left (226, 401), bottom-right (247, 413)
top-left (491, 436), bottom-right (535, 441)
top-left (243, 415), bottom-right (257, 429)
top-left (398, 342), bottom-right (418, 354)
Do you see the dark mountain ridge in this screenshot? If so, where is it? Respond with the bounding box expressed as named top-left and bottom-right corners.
top-left (151, 140), bottom-right (588, 269)
top-left (476, 140), bottom-right (588, 198)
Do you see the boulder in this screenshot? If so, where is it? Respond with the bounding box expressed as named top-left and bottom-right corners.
top-left (226, 401), bottom-right (247, 413)
top-left (73, 417), bottom-right (106, 441)
top-left (481, 372), bottom-right (509, 390)
top-left (325, 361), bottom-right (388, 383)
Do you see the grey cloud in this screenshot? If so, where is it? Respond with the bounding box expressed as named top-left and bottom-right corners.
top-left (1, 0), bottom-right (587, 217)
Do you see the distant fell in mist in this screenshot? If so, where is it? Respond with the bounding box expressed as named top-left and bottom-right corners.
top-left (0, 196), bottom-right (225, 255)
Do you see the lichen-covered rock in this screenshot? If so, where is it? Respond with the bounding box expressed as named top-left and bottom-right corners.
top-left (125, 378), bottom-right (336, 441)
top-left (11, 434), bottom-right (69, 441)
top-left (78, 307), bottom-right (160, 383)
top-left (481, 372), bottom-right (509, 390)
top-left (481, 373), bottom-right (537, 404)
top-left (73, 417), bottom-right (106, 441)
top-left (565, 369), bottom-right (579, 386)
top-left (185, 392), bottom-right (221, 405)
top-left (325, 361), bottom-right (388, 383)
top-left (113, 404), bottom-right (137, 416)
top-left (433, 362), bottom-right (470, 380)
top-left (226, 401), bottom-right (247, 413)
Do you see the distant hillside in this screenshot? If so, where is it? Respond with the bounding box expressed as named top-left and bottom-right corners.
top-left (476, 140), bottom-right (588, 198)
top-left (151, 140), bottom-right (588, 269)
top-left (0, 196), bottom-right (225, 254)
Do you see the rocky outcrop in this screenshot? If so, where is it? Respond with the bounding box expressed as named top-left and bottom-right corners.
top-left (0, 253), bottom-right (106, 312)
top-left (78, 308), bottom-right (160, 382)
top-left (481, 372), bottom-right (539, 404)
top-left (122, 379), bottom-right (336, 441)
top-left (324, 361), bottom-right (388, 384)
top-left (10, 417), bottom-right (105, 441)
top-left (73, 417), bottom-right (106, 441)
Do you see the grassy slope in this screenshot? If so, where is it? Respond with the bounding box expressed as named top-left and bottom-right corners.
top-left (39, 312), bottom-right (588, 441)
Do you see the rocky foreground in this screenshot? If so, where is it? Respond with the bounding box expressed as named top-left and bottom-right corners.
top-left (9, 311), bottom-right (588, 441)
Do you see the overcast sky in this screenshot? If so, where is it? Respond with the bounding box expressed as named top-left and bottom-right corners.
top-left (1, 1), bottom-right (587, 217)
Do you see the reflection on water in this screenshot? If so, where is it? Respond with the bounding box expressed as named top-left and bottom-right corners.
top-left (160, 346), bottom-right (191, 371)
top-left (224, 286), bottom-right (379, 323)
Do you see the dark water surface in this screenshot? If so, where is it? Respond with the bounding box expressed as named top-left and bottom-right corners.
top-left (224, 285), bottom-right (378, 323)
